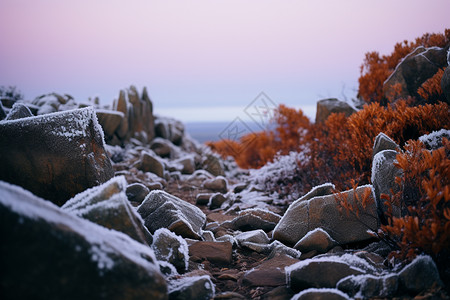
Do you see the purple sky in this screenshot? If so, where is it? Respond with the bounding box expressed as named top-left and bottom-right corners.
top-left (1, 0), bottom-right (449, 121)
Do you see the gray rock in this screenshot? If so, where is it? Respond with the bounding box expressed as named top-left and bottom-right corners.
top-left (203, 176), bottom-right (228, 193)
top-left (419, 129), bottom-right (450, 150)
top-left (372, 132), bottom-right (399, 158)
top-left (398, 255), bottom-right (442, 295)
top-left (315, 98), bottom-right (356, 123)
top-left (208, 193), bottom-right (227, 210)
top-left (168, 275), bottom-right (215, 300)
top-left (293, 228), bottom-right (337, 254)
top-left (0, 180), bottom-right (167, 300)
top-left (337, 274), bottom-right (398, 298)
top-left (371, 150), bottom-right (403, 223)
top-left (138, 190), bottom-right (206, 240)
top-left (139, 151), bottom-right (165, 178)
top-left (0, 107), bottom-right (114, 206)
top-left (274, 185), bottom-right (378, 246)
top-left (62, 176), bottom-right (153, 246)
top-left (5, 102), bottom-right (33, 120)
top-left (235, 229), bottom-right (270, 246)
top-left (152, 228), bottom-right (189, 273)
top-left (230, 208), bottom-right (281, 232)
top-left (126, 182), bottom-right (150, 204)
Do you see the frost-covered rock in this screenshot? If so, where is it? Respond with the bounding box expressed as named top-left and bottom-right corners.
top-left (155, 116), bottom-right (184, 145)
top-left (152, 228), bottom-right (189, 273)
top-left (203, 176), bottom-right (228, 193)
top-left (228, 208), bottom-right (281, 232)
top-left (208, 192), bottom-right (227, 210)
top-left (274, 185), bottom-right (377, 246)
top-left (174, 155), bottom-right (196, 174)
top-left (202, 153), bottom-right (225, 176)
top-left (286, 254), bottom-right (372, 291)
top-left (398, 255), bottom-right (442, 295)
top-left (293, 228), bottom-right (337, 254)
top-left (137, 190), bottom-right (206, 240)
top-left (196, 193), bottom-right (212, 205)
top-left (315, 98), bottom-right (356, 123)
top-left (337, 273), bottom-right (398, 299)
top-left (0, 180), bottom-right (167, 300)
top-left (188, 241), bottom-right (233, 265)
top-left (372, 132), bottom-right (399, 158)
top-left (138, 150), bottom-right (165, 178)
top-left (125, 182), bottom-right (150, 204)
top-left (62, 176), bottom-right (152, 246)
top-left (291, 288), bottom-right (350, 300)
top-left (150, 137), bottom-right (172, 157)
top-left (419, 128), bottom-right (450, 150)
top-left (243, 254), bottom-right (299, 287)
top-left (235, 229), bottom-right (270, 246)
top-left (371, 150), bottom-right (403, 223)
top-left (5, 102), bottom-right (33, 120)
top-left (0, 107), bottom-right (114, 206)
top-left (168, 275), bottom-right (215, 300)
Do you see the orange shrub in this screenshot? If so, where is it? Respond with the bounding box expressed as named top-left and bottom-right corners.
top-left (417, 68), bottom-right (446, 103)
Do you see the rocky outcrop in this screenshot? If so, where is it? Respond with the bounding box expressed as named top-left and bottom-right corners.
top-left (0, 107), bottom-right (114, 206)
top-left (315, 98), bottom-right (356, 123)
top-left (273, 185), bottom-right (378, 246)
top-left (0, 180), bottom-right (167, 300)
top-left (137, 190), bottom-right (206, 240)
top-left (383, 46), bottom-right (449, 104)
top-left (62, 176), bottom-right (152, 246)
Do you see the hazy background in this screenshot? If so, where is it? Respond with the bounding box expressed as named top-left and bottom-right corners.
top-left (1, 0), bottom-right (449, 122)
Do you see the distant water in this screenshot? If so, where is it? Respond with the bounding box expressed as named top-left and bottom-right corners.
top-left (185, 121), bottom-right (266, 144)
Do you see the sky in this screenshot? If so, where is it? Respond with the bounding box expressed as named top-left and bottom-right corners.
top-left (0, 0), bottom-right (449, 122)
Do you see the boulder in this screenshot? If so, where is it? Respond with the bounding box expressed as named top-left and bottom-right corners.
top-left (189, 241), bottom-right (233, 265)
top-left (371, 150), bottom-right (403, 223)
top-left (0, 180), bottom-right (167, 300)
top-left (383, 46), bottom-right (449, 103)
top-left (274, 185), bottom-right (378, 246)
top-left (139, 151), bottom-right (165, 178)
top-left (0, 107), bottom-right (114, 206)
top-left (152, 228), bottom-right (189, 273)
top-left (229, 208), bottom-right (281, 232)
top-left (293, 228), bottom-right (337, 254)
top-left (372, 132), bottom-right (399, 158)
top-left (5, 102), bottom-right (33, 120)
top-left (168, 275), bottom-right (215, 300)
top-left (398, 255), bottom-right (442, 295)
top-left (291, 288), bottom-right (350, 300)
top-left (315, 98), bottom-right (356, 123)
top-left (137, 190), bottom-right (206, 240)
top-left (126, 182), bottom-right (150, 204)
top-left (337, 274), bottom-right (398, 299)
top-left (62, 176), bottom-right (152, 246)
top-left (96, 109), bottom-right (124, 139)
top-left (203, 176), bottom-right (228, 193)
top-left (243, 254), bottom-right (299, 287)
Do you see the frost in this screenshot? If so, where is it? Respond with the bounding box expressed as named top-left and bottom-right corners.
top-left (291, 288), bottom-right (350, 300)
top-left (371, 150), bottom-right (389, 184)
top-left (152, 228), bottom-right (189, 271)
top-left (0, 180), bottom-right (160, 276)
top-left (168, 275), bottom-right (215, 297)
top-left (419, 129), bottom-right (450, 149)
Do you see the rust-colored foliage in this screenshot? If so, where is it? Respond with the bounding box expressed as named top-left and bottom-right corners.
top-left (417, 68), bottom-right (445, 103)
top-left (381, 139), bottom-right (450, 261)
top-left (358, 29), bottom-right (450, 103)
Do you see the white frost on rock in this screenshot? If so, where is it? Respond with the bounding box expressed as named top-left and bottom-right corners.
top-left (291, 288), bottom-right (350, 300)
top-left (152, 228), bottom-right (189, 271)
top-left (419, 129), bottom-right (450, 149)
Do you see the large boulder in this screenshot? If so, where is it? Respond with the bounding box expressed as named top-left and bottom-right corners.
top-left (0, 107), bottom-right (114, 206)
top-left (315, 98), bottom-right (356, 123)
top-left (62, 176), bottom-right (153, 246)
top-left (273, 185), bottom-right (378, 246)
top-left (383, 46), bottom-right (449, 103)
top-left (0, 180), bottom-right (167, 300)
top-left (137, 190), bottom-right (206, 240)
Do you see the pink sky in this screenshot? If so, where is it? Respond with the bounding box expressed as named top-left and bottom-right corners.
top-left (1, 0), bottom-right (449, 121)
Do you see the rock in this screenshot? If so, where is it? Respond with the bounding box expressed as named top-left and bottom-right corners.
top-left (286, 258), bottom-right (365, 291)
top-left (291, 288), bottom-right (350, 300)
top-left (372, 132), bottom-right (399, 158)
top-left (293, 228), bottom-right (337, 254)
top-left (196, 193), bottom-right (212, 205)
top-left (243, 254), bottom-right (299, 287)
top-left (113, 90), bottom-right (129, 139)
top-left (138, 190), bottom-right (206, 240)
top-left (230, 208), bottom-right (281, 232)
top-left (139, 151), bottom-right (165, 178)
top-left (202, 230), bottom-right (215, 242)
top-left (419, 128), bottom-right (450, 150)
top-left (189, 241), bottom-right (233, 265)
top-left (371, 150), bottom-right (403, 223)
top-left (62, 176), bottom-right (153, 246)
top-left (442, 64), bottom-right (450, 103)
top-left (0, 180), bottom-right (167, 300)
top-left (261, 286), bottom-right (295, 300)
top-left (202, 153), bottom-right (225, 176)
top-left (0, 107), bottom-right (114, 206)
top-left (315, 98), bottom-right (356, 123)
top-left (203, 176), bottom-right (228, 193)
top-left (5, 102), bottom-right (33, 120)
top-left (151, 137), bottom-right (172, 158)
top-left (155, 116), bottom-right (184, 145)
top-left (126, 182), bottom-right (150, 204)
top-left (168, 275), bottom-right (215, 300)
top-left (174, 156), bottom-right (195, 174)
top-left (0, 101), bottom-right (6, 120)
top-left (398, 255), bottom-right (442, 295)
top-left (209, 193), bottom-right (227, 210)
top-left (235, 229), bottom-right (270, 246)
top-left (383, 46), bottom-right (449, 103)
top-left (215, 291), bottom-right (246, 299)
top-left (337, 274), bottom-right (398, 299)
top-left (274, 185), bottom-right (378, 246)
top-left (96, 109), bottom-right (124, 139)
top-left (152, 228), bottom-right (189, 273)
